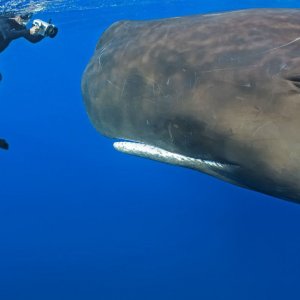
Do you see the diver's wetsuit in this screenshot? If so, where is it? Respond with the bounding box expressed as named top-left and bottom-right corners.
top-left (0, 16), bottom-right (44, 53)
top-left (0, 16), bottom-right (44, 150)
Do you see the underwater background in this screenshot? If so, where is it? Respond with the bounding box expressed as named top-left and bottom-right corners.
top-left (0, 0), bottom-right (300, 299)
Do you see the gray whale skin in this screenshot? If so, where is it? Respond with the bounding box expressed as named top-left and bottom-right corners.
top-left (82, 9), bottom-right (300, 203)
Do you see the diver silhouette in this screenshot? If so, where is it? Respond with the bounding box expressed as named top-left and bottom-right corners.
top-left (0, 13), bottom-right (45, 79)
top-left (0, 12), bottom-right (57, 150)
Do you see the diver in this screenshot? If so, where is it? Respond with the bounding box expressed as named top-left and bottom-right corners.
top-left (0, 13), bottom-right (44, 54)
top-left (0, 13), bottom-right (41, 150)
top-left (0, 13), bottom-right (58, 150)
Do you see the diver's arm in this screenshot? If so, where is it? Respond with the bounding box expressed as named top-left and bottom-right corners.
top-left (23, 32), bottom-right (44, 43)
top-left (23, 25), bottom-right (44, 43)
top-left (2, 29), bottom-right (28, 40)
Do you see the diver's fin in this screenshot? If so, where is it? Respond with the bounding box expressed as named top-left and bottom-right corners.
top-left (0, 139), bottom-right (9, 150)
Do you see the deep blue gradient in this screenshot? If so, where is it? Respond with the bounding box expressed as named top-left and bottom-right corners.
top-left (1, 1), bottom-right (300, 299)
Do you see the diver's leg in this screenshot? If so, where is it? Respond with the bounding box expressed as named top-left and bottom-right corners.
top-left (0, 138), bottom-right (9, 150)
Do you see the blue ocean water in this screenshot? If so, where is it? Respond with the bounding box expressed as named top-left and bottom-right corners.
top-left (0, 0), bottom-right (300, 299)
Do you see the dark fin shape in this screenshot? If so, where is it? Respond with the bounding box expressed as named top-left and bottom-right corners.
top-left (0, 139), bottom-right (9, 150)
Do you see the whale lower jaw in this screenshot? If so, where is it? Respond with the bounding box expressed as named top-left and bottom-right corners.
top-left (113, 141), bottom-right (236, 178)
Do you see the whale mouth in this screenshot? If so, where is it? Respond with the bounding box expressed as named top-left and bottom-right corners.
top-left (113, 140), bottom-right (235, 174)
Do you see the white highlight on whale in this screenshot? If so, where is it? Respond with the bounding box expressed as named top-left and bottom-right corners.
top-left (113, 141), bottom-right (233, 174)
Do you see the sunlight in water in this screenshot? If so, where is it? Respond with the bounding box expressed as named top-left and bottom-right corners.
top-left (0, 0), bottom-right (180, 14)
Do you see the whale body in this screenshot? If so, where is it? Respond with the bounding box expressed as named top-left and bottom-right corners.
top-left (82, 9), bottom-right (300, 203)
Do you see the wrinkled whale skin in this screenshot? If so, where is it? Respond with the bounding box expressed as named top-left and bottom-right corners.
top-left (82, 9), bottom-right (300, 203)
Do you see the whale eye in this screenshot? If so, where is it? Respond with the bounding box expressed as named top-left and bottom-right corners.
top-left (285, 75), bottom-right (300, 89)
